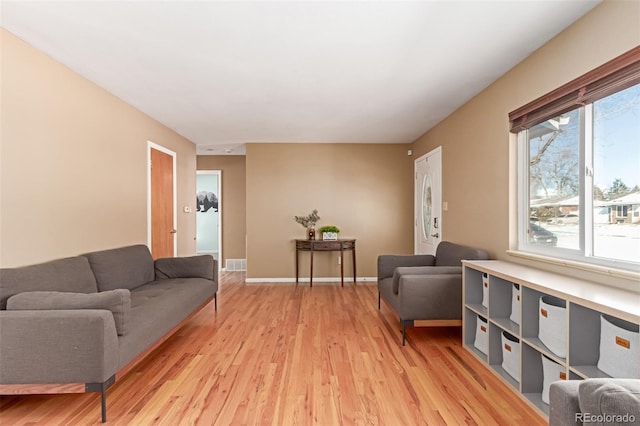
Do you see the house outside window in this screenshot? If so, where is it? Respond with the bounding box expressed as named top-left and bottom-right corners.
top-left (511, 48), bottom-right (640, 272)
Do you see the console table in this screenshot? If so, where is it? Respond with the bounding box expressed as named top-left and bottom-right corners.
top-left (295, 239), bottom-right (356, 286)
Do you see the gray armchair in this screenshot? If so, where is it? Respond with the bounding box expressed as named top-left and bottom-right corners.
top-left (377, 241), bottom-right (489, 345)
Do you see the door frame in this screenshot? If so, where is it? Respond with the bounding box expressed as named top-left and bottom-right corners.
top-left (196, 170), bottom-right (222, 264)
top-left (147, 141), bottom-right (177, 256)
top-left (414, 146), bottom-right (443, 255)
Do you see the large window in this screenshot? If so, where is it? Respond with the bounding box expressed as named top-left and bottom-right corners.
top-left (511, 48), bottom-right (640, 272)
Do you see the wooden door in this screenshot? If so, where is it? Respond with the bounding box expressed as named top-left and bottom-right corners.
top-left (151, 147), bottom-right (175, 258)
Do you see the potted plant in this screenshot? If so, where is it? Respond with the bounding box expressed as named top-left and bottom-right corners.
top-left (294, 209), bottom-right (320, 240)
top-left (319, 225), bottom-right (340, 241)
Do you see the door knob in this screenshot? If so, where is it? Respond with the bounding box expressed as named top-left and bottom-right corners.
top-left (431, 233), bottom-right (439, 238)
top-left (170, 229), bottom-right (177, 234)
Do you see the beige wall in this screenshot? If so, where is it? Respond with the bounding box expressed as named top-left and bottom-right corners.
top-left (196, 155), bottom-right (247, 266)
top-left (0, 29), bottom-right (198, 267)
top-left (245, 143), bottom-right (413, 279)
top-left (412, 0), bottom-right (640, 289)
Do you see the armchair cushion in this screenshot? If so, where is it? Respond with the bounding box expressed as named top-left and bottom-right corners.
top-left (377, 254), bottom-right (435, 280)
top-left (392, 266), bottom-right (462, 294)
top-left (434, 241), bottom-right (490, 266)
top-left (6, 289), bottom-right (131, 336)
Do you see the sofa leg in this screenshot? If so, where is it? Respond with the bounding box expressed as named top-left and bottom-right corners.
top-left (378, 292), bottom-right (380, 310)
top-left (100, 387), bottom-right (107, 423)
top-left (402, 323), bottom-right (406, 346)
top-left (86, 375), bottom-right (115, 423)
top-left (401, 320), bottom-right (413, 346)
top-left (214, 293), bottom-right (218, 311)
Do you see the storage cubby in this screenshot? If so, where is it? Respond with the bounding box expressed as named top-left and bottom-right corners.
top-left (462, 260), bottom-right (639, 421)
top-left (463, 308), bottom-right (487, 362)
top-left (521, 287), bottom-right (567, 364)
top-left (488, 276), bottom-right (520, 336)
top-left (463, 267), bottom-right (486, 317)
top-left (569, 304), bottom-right (611, 379)
top-left (521, 342), bottom-right (549, 416)
top-left (488, 323), bottom-right (519, 389)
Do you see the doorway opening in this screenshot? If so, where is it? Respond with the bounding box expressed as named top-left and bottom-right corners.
top-left (196, 170), bottom-right (222, 263)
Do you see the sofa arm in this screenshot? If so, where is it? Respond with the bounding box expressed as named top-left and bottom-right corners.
top-left (155, 255), bottom-right (217, 284)
top-left (549, 380), bottom-right (582, 426)
top-left (0, 310), bottom-right (119, 385)
top-left (396, 273), bottom-right (462, 320)
top-left (377, 254), bottom-right (435, 280)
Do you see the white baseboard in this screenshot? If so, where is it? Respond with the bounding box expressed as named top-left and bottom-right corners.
top-left (244, 276), bottom-right (376, 283)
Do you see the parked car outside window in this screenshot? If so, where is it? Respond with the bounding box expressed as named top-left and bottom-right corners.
top-left (529, 222), bottom-right (558, 246)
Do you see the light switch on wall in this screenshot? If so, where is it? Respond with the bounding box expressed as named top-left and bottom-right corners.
top-left (443, 201), bottom-right (448, 211)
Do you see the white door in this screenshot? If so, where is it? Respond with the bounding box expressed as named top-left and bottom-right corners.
top-left (415, 147), bottom-right (442, 255)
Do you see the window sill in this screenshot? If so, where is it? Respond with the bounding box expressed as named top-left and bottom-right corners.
top-left (505, 249), bottom-right (640, 283)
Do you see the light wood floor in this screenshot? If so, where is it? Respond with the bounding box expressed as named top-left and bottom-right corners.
top-left (0, 272), bottom-right (545, 425)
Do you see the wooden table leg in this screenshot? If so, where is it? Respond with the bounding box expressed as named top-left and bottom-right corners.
top-left (295, 249), bottom-right (299, 284)
top-left (353, 246), bottom-right (357, 283)
top-left (340, 247), bottom-right (344, 287)
top-left (310, 246), bottom-right (314, 287)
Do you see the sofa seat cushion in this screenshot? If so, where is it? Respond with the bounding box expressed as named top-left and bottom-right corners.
top-left (6, 289), bottom-right (131, 336)
top-left (0, 256), bottom-right (98, 309)
top-left (84, 245), bottom-right (155, 291)
top-left (117, 278), bottom-right (217, 368)
top-left (578, 379), bottom-right (640, 424)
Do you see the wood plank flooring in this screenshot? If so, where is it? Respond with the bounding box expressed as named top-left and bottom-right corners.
top-left (0, 272), bottom-right (545, 425)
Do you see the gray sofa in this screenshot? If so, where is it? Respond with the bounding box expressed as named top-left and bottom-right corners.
top-left (549, 379), bottom-right (640, 425)
top-left (0, 244), bottom-right (218, 422)
top-left (378, 241), bottom-right (489, 345)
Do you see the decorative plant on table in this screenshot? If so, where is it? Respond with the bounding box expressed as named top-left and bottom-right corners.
top-left (294, 209), bottom-right (320, 240)
top-left (319, 225), bottom-right (340, 241)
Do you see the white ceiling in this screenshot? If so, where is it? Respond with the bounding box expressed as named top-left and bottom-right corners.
top-left (1, 1), bottom-right (600, 155)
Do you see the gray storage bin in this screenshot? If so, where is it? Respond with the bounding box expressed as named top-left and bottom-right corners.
top-left (538, 295), bottom-right (567, 358)
top-left (597, 314), bottom-right (639, 378)
top-left (541, 354), bottom-right (566, 405)
top-left (474, 315), bottom-right (488, 355)
top-left (482, 273), bottom-right (489, 308)
top-left (510, 283), bottom-right (520, 325)
top-left (501, 331), bottom-right (520, 382)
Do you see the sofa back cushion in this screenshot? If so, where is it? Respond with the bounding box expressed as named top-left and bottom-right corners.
top-left (0, 256), bottom-right (98, 309)
top-left (84, 245), bottom-right (154, 291)
top-left (578, 379), bottom-right (640, 421)
top-left (435, 241), bottom-right (489, 266)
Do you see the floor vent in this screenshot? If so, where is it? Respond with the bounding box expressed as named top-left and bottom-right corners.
top-left (225, 259), bottom-right (247, 271)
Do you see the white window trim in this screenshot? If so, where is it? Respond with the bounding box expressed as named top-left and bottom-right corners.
top-left (515, 110), bottom-right (639, 275)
